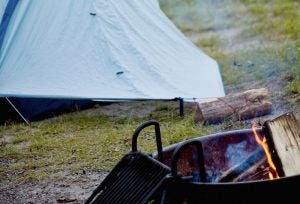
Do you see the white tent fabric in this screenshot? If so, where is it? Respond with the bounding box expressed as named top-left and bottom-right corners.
top-left (0, 0), bottom-right (225, 101)
top-left (0, 0), bottom-right (8, 18)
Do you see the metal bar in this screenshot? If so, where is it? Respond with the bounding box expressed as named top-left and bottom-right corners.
top-left (131, 120), bottom-right (163, 162)
top-left (171, 140), bottom-right (207, 182)
top-left (175, 97), bottom-right (184, 117)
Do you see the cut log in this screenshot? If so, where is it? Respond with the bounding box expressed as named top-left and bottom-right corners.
top-left (193, 88), bottom-right (273, 124)
top-left (263, 112), bottom-right (300, 177)
top-left (215, 148), bottom-right (265, 182)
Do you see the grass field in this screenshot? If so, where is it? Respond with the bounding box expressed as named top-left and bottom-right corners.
top-left (0, 0), bottom-right (299, 201)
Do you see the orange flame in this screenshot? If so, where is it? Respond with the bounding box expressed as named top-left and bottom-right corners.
top-left (252, 122), bottom-right (279, 180)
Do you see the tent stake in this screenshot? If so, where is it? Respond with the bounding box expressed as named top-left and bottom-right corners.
top-left (5, 97), bottom-right (30, 125)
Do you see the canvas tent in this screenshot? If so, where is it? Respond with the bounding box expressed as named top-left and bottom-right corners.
top-left (0, 0), bottom-right (225, 123)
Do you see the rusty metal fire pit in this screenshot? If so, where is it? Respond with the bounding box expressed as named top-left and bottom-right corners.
top-left (155, 127), bottom-right (300, 203)
top-left (86, 120), bottom-right (300, 204)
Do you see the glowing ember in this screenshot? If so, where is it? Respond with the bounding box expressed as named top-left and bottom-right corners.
top-left (252, 122), bottom-right (279, 179)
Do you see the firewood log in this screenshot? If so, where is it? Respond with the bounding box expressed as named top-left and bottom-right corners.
top-left (232, 157), bottom-right (268, 182)
top-left (194, 88), bottom-right (273, 124)
top-left (215, 148), bottom-right (265, 182)
top-left (263, 112), bottom-right (300, 177)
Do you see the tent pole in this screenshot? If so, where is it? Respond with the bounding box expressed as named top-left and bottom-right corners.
top-left (176, 97), bottom-right (184, 117)
top-left (5, 97), bottom-right (30, 124)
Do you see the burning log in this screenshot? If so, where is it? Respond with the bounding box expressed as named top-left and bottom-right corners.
top-left (215, 148), bottom-right (265, 182)
top-left (232, 157), bottom-right (268, 182)
top-left (263, 112), bottom-right (300, 177)
top-left (193, 88), bottom-right (273, 124)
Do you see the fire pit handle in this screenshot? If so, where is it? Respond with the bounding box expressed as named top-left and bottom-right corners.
top-left (131, 120), bottom-right (163, 162)
top-left (170, 140), bottom-right (206, 182)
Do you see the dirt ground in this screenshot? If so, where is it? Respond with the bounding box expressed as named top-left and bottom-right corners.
top-left (0, 171), bottom-right (108, 204)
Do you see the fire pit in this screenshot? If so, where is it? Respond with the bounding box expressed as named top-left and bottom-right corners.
top-left (86, 113), bottom-right (300, 203)
top-left (155, 127), bottom-right (300, 203)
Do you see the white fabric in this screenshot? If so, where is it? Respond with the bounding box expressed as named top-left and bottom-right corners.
top-left (0, 0), bottom-right (225, 101)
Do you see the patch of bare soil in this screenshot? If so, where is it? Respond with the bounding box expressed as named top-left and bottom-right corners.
top-left (0, 171), bottom-right (108, 204)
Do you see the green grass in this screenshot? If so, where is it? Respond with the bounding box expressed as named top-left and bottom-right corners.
top-left (1, 0), bottom-right (300, 187)
top-left (1, 105), bottom-right (222, 185)
top-left (218, 44), bottom-right (299, 87)
top-left (195, 35), bottom-right (221, 55)
top-left (160, 0), bottom-right (299, 100)
top-left (247, 2), bottom-right (299, 41)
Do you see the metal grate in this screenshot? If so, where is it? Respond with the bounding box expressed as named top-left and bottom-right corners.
top-left (85, 152), bottom-right (170, 204)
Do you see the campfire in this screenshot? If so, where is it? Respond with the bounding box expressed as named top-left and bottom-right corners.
top-left (86, 112), bottom-right (300, 203)
top-left (152, 112), bottom-right (300, 202)
top-left (252, 121), bottom-right (279, 180)
top-left (161, 112), bottom-right (300, 182)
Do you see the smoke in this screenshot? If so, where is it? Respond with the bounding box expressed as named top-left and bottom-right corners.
top-left (161, 0), bottom-right (235, 32)
top-left (160, 0), bottom-right (259, 52)
top-left (225, 140), bottom-right (248, 167)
